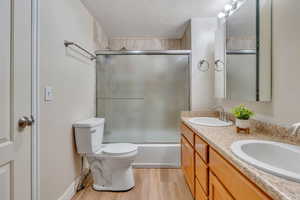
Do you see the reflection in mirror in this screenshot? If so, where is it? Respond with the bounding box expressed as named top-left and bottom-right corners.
top-left (214, 22), bottom-right (226, 99)
top-left (215, 0), bottom-right (272, 102)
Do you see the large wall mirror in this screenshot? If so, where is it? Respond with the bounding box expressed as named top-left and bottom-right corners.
top-left (215, 0), bottom-right (272, 102)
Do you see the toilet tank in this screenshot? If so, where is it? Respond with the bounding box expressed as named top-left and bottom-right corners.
top-left (73, 118), bottom-right (105, 154)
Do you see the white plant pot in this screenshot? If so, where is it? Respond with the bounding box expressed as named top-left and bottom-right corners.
top-left (235, 119), bottom-right (250, 129)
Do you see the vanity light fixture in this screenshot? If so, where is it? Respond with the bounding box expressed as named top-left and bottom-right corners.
top-left (217, 0), bottom-right (246, 19)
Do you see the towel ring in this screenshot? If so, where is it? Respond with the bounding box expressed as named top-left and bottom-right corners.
top-left (198, 59), bottom-right (209, 72)
top-left (214, 60), bottom-right (224, 72)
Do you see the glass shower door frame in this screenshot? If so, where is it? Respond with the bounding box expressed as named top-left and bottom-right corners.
top-left (96, 50), bottom-right (191, 144)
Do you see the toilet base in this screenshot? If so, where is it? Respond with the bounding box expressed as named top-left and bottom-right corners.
top-left (87, 149), bottom-right (138, 192)
top-left (92, 184), bottom-right (134, 192)
top-left (91, 165), bottom-right (135, 192)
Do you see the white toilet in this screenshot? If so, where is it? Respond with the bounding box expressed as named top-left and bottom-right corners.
top-left (73, 118), bottom-right (138, 191)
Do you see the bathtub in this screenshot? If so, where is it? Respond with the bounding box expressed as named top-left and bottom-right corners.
top-left (132, 144), bottom-right (181, 168)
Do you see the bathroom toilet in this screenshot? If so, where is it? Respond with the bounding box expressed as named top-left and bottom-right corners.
top-left (73, 118), bottom-right (138, 191)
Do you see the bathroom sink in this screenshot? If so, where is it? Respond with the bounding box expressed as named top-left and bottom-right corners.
top-left (188, 117), bottom-right (233, 127)
top-left (231, 140), bottom-right (300, 183)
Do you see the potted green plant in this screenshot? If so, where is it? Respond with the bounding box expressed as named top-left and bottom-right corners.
top-left (231, 105), bottom-right (254, 130)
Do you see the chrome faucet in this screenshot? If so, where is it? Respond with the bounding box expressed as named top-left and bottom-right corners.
top-left (290, 123), bottom-right (300, 136)
top-left (212, 105), bottom-right (228, 122)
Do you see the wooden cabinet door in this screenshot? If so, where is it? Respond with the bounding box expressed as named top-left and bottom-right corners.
top-left (195, 153), bottom-right (208, 195)
top-left (181, 123), bottom-right (194, 146)
top-left (195, 135), bottom-right (208, 163)
top-left (209, 172), bottom-right (234, 200)
top-left (209, 149), bottom-right (271, 200)
top-left (196, 178), bottom-right (208, 200)
top-left (181, 136), bottom-right (195, 196)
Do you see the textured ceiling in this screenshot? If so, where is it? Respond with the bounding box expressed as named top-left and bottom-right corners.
top-left (81, 0), bottom-right (231, 38)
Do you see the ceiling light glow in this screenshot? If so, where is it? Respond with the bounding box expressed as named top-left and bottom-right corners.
top-left (218, 12), bottom-right (226, 18)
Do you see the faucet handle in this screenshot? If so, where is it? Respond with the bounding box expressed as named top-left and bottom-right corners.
top-left (223, 112), bottom-right (229, 122)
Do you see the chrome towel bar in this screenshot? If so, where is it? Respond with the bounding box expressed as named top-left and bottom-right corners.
top-left (64, 40), bottom-right (96, 60)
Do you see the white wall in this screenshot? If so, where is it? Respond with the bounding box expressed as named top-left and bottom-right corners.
top-left (39, 0), bottom-right (106, 200)
top-left (218, 0), bottom-right (300, 126)
top-left (190, 18), bottom-right (217, 110)
top-left (94, 20), bottom-right (109, 49)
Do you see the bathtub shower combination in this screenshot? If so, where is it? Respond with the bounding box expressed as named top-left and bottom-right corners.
top-left (96, 50), bottom-right (191, 168)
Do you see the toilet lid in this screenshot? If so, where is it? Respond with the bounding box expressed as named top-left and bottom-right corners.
top-left (102, 143), bottom-right (137, 155)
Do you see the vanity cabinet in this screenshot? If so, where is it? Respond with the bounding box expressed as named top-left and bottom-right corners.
top-left (181, 123), bottom-right (272, 200)
top-left (209, 149), bottom-right (271, 200)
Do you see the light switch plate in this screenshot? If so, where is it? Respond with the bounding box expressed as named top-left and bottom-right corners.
top-left (44, 86), bottom-right (53, 102)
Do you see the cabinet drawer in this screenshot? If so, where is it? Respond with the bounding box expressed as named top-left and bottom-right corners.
top-left (209, 149), bottom-right (271, 200)
top-left (195, 153), bottom-right (208, 195)
top-left (196, 178), bottom-right (208, 200)
top-left (195, 135), bottom-right (208, 163)
top-left (181, 136), bottom-right (195, 196)
top-left (209, 172), bottom-right (234, 200)
top-left (181, 123), bottom-right (194, 146)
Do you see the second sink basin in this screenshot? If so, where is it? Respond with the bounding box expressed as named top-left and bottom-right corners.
top-left (188, 117), bottom-right (233, 127)
top-left (231, 140), bottom-right (300, 183)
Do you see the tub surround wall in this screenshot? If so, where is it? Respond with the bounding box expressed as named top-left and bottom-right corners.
top-left (92, 22), bottom-right (191, 50)
top-left (93, 20), bottom-right (109, 49)
top-left (108, 37), bottom-right (182, 50)
top-left (181, 23), bottom-right (191, 50)
top-left (217, 0), bottom-right (300, 126)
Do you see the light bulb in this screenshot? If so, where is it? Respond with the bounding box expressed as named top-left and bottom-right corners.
top-left (224, 4), bottom-right (233, 12)
top-left (232, 1), bottom-right (238, 9)
top-left (218, 12), bottom-right (226, 18)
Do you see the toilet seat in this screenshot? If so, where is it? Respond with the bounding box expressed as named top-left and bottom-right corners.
top-left (92, 143), bottom-right (137, 157)
top-left (102, 143), bottom-right (137, 156)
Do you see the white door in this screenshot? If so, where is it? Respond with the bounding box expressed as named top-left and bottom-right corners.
top-left (0, 0), bottom-right (33, 200)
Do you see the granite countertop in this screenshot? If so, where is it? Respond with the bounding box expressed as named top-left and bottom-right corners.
top-left (181, 113), bottom-right (300, 200)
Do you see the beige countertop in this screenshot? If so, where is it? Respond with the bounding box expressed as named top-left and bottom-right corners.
top-left (181, 115), bottom-right (300, 200)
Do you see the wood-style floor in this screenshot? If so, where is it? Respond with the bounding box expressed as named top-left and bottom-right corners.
top-left (72, 169), bottom-right (194, 200)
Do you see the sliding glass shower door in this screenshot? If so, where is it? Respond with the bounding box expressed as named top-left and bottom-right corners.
top-left (96, 53), bottom-right (190, 144)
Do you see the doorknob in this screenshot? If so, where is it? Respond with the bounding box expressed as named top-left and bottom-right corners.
top-left (18, 115), bottom-right (35, 129)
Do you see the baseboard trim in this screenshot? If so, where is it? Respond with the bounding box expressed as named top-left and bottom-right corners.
top-left (57, 179), bottom-right (78, 200)
top-left (57, 170), bottom-right (90, 200)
